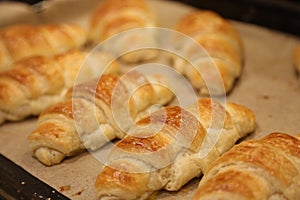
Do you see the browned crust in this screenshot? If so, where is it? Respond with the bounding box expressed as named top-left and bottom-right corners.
top-left (207, 139), bottom-right (297, 185)
top-left (90, 0), bottom-right (152, 27)
top-left (116, 132), bottom-right (170, 153)
top-left (196, 98), bottom-right (232, 129)
top-left (137, 106), bottom-right (185, 129)
top-left (195, 132), bottom-right (300, 199)
top-left (0, 50), bottom-right (90, 112)
top-left (175, 10), bottom-right (241, 43)
top-left (68, 74), bottom-right (120, 106)
top-left (0, 77), bottom-right (24, 107)
top-left (30, 121), bottom-right (65, 139)
top-left (94, 98), bottom-right (256, 199)
top-left (194, 171), bottom-right (256, 199)
top-left (173, 10), bottom-right (243, 95)
top-left (95, 75), bottom-right (120, 106)
top-left (196, 36), bottom-right (240, 66)
top-left (95, 161), bottom-right (150, 199)
top-left (0, 24), bottom-right (86, 69)
top-left (89, 0), bottom-right (155, 41)
top-left (0, 55), bottom-right (63, 97)
top-left (261, 132), bottom-right (300, 160)
top-left (28, 119), bottom-right (82, 157)
top-left (40, 100), bottom-right (75, 119)
top-left (119, 106), bottom-right (206, 153)
top-left (40, 75), bottom-right (121, 119)
top-left (0, 25), bottom-right (52, 60)
top-left (194, 170), bottom-right (265, 200)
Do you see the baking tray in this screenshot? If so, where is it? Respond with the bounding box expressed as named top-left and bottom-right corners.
top-left (0, 154), bottom-right (69, 200)
top-left (0, 0), bottom-right (300, 199)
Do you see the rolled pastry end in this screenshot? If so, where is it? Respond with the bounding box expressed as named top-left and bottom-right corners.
top-left (33, 147), bottom-right (65, 166)
top-left (95, 159), bottom-right (153, 200)
top-left (225, 102), bottom-right (256, 138)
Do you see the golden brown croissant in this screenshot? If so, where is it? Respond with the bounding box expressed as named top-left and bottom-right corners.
top-left (171, 10), bottom-right (243, 95)
top-left (94, 98), bottom-right (256, 199)
top-left (193, 132), bottom-right (300, 200)
top-left (0, 50), bottom-right (119, 124)
top-left (294, 45), bottom-right (300, 73)
top-left (89, 0), bottom-right (157, 63)
top-left (0, 23), bottom-right (86, 71)
top-left (28, 72), bottom-right (174, 166)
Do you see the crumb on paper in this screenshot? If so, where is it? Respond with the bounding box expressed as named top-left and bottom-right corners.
top-left (72, 189), bottom-right (84, 196)
top-left (59, 185), bottom-right (71, 192)
top-left (261, 95), bottom-right (270, 100)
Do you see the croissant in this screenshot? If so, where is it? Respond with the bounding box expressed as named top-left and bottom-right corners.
top-left (89, 0), bottom-right (158, 63)
top-left (94, 98), bottom-right (256, 199)
top-left (0, 23), bottom-right (86, 71)
top-left (0, 50), bottom-right (119, 124)
top-left (28, 72), bottom-right (174, 166)
top-left (193, 132), bottom-right (300, 200)
top-left (294, 44), bottom-right (300, 73)
top-left (171, 10), bottom-right (243, 95)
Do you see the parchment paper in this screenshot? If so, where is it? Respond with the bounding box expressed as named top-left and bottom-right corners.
top-left (0, 0), bottom-right (299, 199)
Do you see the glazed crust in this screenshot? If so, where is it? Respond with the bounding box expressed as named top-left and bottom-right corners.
top-left (89, 0), bottom-right (155, 42)
top-left (89, 0), bottom-right (157, 63)
top-left (193, 132), bottom-right (300, 200)
top-left (28, 73), bottom-right (174, 166)
top-left (0, 50), bottom-right (119, 124)
top-left (94, 98), bottom-right (256, 199)
top-left (172, 10), bottom-right (243, 95)
top-left (0, 24), bottom-right (86, 71)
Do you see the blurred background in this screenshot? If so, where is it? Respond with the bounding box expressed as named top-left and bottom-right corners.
top-left (1, 0), bottom-right (299, 35)
top-left (173, 0), bottom-right (300, 36)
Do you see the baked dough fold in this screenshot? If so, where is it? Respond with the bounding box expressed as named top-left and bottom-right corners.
top-left (28, 72), bottom-right (174, 166)
top-left (0, 23), bottom-right (86, 70)
top-left (0, 50), bottom-right (119, 124)
top-left (94, 98), bottom-right (255, 199)
top-left (172, 10), bottom-right (243, 95)
top-left (193, 132), bottom-right (300, 200)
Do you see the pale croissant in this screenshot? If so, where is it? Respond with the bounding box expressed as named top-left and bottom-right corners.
top-left (95, 98), bottom-right (256, 199)
top-left (193, 132), bottom-right (300, 200)
top-left (89, 0), bottom-right (157, 63)
top-left (28, 73), bottom-right (174, 166)
top-left (0, 23), bottom-right (87, 71)
top-left (172, 10), bottom-right (243, 95)
top-left (294, 44), bottom-right (300, 73)
top-left (0, 50), bottom-right (119, 124)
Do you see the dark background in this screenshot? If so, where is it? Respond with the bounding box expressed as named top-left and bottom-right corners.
top-left (170, 0), bottom-right (300, 36)
top-left (1, 0), bottom-right (300, 36)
